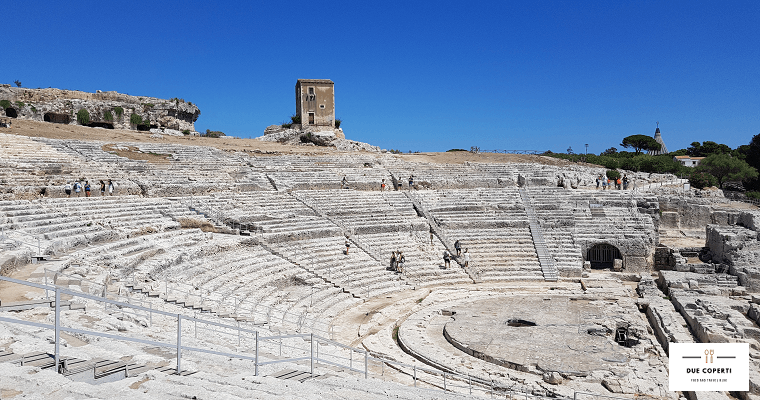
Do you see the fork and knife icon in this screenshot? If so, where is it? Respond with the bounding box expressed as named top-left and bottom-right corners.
top-left (705, 349), bottom-right (714, 363)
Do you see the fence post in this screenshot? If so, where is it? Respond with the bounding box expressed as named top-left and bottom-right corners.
top-left (444, 372), bottom-right (447, 391)
top-left (44, 271), bottom-right (49, 300)
top-left (310, 333), bottom-right (314, 377)
top-left (469, 375), bottom-right (472, 395)
top-left (254, 330), bottom-right (259, 376)
top-left (414, 365), bottom-right (417, 387)
top-left (176, 314), bottom-right (182, 375)
top-left (54, 288), bottom-right (60, 373)
top-left (364, 350), bottom-right (368, 379)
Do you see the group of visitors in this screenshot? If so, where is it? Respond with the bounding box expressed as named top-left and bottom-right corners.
top-left (389, 251), bottom-right (406, 273)
top-left (378, 175), bottom-right (416, 191)
top-left (596, 174), bottom-right (630, 190)
top-left (64, 179), bottom-right (116, 198)
top-left (447, 240), bottom-right (471, 269)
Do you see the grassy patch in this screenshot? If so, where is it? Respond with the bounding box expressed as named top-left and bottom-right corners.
top-left (102, 144), bottom-right (171, 164)
top-left (176, 218), bottom-right (217, 233)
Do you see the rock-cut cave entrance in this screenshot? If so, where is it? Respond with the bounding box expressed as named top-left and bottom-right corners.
top-left (587, 243), bottom-right (622, 269)
top-left (4, 108), bottom-right (17, 118)
top-left (44, 112), bottom-right (71, 124)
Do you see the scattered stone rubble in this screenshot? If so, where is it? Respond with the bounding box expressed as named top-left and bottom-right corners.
top-left (258, 124), bottom-right (381, 152)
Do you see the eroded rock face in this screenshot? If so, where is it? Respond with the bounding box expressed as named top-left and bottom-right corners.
top-left (0, 85), bottom-right (200, 132)
top-left (257, 125), bottom-right (381, 152)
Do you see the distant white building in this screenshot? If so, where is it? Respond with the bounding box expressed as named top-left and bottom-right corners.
top-left (673, 155), bottom-right (705, 167)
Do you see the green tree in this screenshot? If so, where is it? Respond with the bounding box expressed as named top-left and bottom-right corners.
top-left (601, 147), bottom-right (617, 155)
top-left (13, 80), bottom-right (21, 88)
top-left (689, 171), bottom-right (718, 189)
top-left (741, 133), bottom-right (760, 190)
top-left (620, 135), bottom-right (661, 155)
top-left (686, 141), bottom-right (732, 157)
top-left (697, 154), bottom-right (758, 188)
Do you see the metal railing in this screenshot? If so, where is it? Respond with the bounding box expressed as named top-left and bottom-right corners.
top-left (0, 275), bottom-right (633, 399)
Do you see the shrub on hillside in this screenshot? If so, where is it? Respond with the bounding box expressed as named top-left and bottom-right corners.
top-left (335, 118), bottom-right (342, 129)
top-left (0, 100), bottom-right (11, 109)
top-left (76, 109), bottom-right (90, 125)
top-left (689, 171), bottom-right (718, 189)
top-left (130, 113), bottom-right (141, 125)
top-left (104, 110), bottom-right (114, 122)
top-left (114, 107), bottom-right (124, 118)
top-left (606, 170), bottom-right (621, 180)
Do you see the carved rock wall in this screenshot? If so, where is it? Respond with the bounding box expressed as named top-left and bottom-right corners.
top-left (0, 85), bottom-right (200, 132)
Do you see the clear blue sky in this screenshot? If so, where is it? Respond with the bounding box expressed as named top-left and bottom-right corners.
top-left (5, 1), bottom-right (759, 153)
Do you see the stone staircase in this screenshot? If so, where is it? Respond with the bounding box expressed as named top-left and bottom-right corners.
top-left (518, 188), bottom-right (558, 282)
top-left (0, 349), bottom-right (194, 384)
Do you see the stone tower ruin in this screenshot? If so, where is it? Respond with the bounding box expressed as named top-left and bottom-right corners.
top-left (295, 79), bottom-right (335, 130)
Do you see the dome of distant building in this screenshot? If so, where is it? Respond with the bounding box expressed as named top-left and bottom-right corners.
top-left (648, 126), bottom-right (668, 155)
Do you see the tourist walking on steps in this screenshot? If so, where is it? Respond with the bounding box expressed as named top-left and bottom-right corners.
top-left (443, 249), bottom-right (451, 269)
top-left (454, 239), bottom-right (462, 256)
top-left (381, 179), bottom-right (386, 191)
top-left (390, 251), bottom-right (397, 271)
top-left (430, 231), bottom-right (434, 245)
top-left (84, 181), bottom-right (91, 197)
top-left (342, 176), bottom-right (348, 189)
top-left (623, 175), bottom-right (629, 190)
top-left (73, 181), bottom-right (82, 197)
top-left (397, 251), bottom-right (405, 273)
top-left (601, 177), bottom-right (607, 191)
top-left (99, 180), bottom-right (106, 197)
top-left (108, 179), bottom-right (115, 196)
top-left (345, 237), bottom-right (351, 254)
top-left (596, 174), bottom-right (603, 189)
top-left (463, 248), bottom-right (470, 268)
top-left (408, 175), bottom-right (414, 189)
top-left (64, 182), bottom-right (72, 198)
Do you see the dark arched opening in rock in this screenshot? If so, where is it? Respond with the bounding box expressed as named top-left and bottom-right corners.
top-left (44, 112), bottom-right (71, 124)
top-left (86, 122), bottom-right (114, 129)
top-left (5, 108), bottom-right (17, 118)
top-left (587, 243), bottom-right (622, 269)
top-left (136, 123), bottom-right (152, 131)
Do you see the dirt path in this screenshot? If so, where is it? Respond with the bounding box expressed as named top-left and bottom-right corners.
top-left (0, 119), bottom-right (577, 166)
top-left (0, 262), bottom-right (45, 303)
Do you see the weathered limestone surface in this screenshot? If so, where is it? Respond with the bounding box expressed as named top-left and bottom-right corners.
top-left (0, 85), bottom-right (200, 132)
top-left (258, 125), bottom-right (380, 152)
top-left (638, 277), bottom-right (695, 353)
top-left (658, 193), bottom-right (742, 230)
top-left (669, 290), bottom-right (760, 395)
top-left (707, 224), bottom-right (760, 266)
